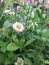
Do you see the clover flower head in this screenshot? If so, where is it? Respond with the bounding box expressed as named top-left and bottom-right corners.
top-left (13, 22), bottom-right (24, 32)
top-left (17, 6), bottom-right (22, 11)
top-left (45, 0), bottom-right (49, 9)
top-left (5, 10), bottom-right (15, 15)
top-left (25, 0), bottom-right (30, 3)
top-left (15, 57), bottom-right (24, 65)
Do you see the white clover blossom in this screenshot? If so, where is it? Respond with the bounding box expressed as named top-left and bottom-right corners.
top-left (5, 10), bottom-right (11, 13)
top-left (5, 10), bottom-right (15, 15)
top-left (15, 57), bottom-right (24, 65)
top-left (13, 22), bottom-right (24, 32)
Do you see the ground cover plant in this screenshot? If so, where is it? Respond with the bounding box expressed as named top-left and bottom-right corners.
top-left (0, 0), bottom-right (49, 65)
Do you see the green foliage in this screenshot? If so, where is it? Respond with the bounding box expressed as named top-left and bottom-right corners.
top-left (3, 20), bottom-right (12, 29)
top-left (24, 38), bottom-right (34, 47)
top-left (23, 56), bottom-right (32, 65)
top-left (7, 43), bottom-right (19, 51)
top-left (0, 0), bottom-right (13, 20)
top-left (0, 1), bottom-right (49, 65)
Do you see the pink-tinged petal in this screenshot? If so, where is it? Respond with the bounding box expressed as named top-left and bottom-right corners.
top-left (13, 22), bottom-right (24, 32)
top-left (45, 0), bottom-right (49, 9)
top-left (31, 0), bottom-right (34, 4)
top-left (25, 0), bottom-right (30, 3)
top-left (31, 0), bottom-right (39, 4)
top-left (45, 4), bottom-right (49, 9)
top-left (17, 6), bottom-right (22, 11)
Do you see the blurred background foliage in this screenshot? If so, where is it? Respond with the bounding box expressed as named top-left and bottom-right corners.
top-left (0, 0), bottom-right (49, 65)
